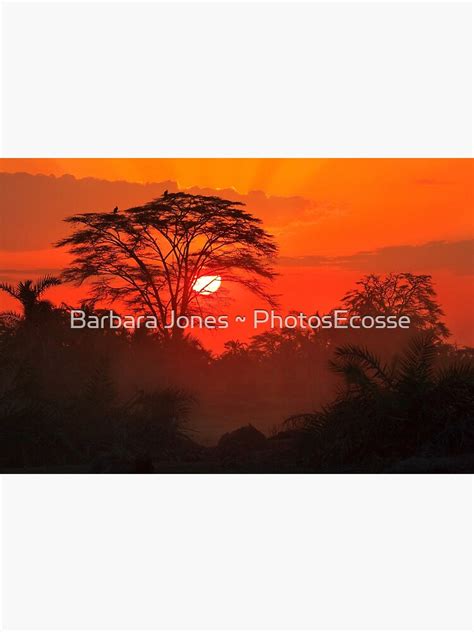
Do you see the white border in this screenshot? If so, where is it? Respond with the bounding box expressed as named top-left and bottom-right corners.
top-left (0, 1), bottom-right (472, 630)
top-left (1, 1), bottom-right (472, 157)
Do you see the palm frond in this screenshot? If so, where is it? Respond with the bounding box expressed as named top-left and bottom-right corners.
top-left (397, 333), bottom-right (437, 385)
top-left (0, 311), bottom-right (22, 326)
top-left (332, 344), bottom-right (393, 387)
top-left (436, 360), bottom-right (474, 388)
top-left (0, 282), bottom-right (17, 298)
top-left (32, 275), bottom-right (61, 297)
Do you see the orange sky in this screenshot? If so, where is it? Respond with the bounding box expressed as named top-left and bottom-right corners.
top-left (2, 158), bottom-right (472, 254)
top-left (0, 159), bottom-right (473, 347)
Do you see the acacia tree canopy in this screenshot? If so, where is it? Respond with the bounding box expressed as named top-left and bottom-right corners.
top-left (56, 192), bottom-right (278, 337)
top-left (342, 272), bottom-right (449, 339)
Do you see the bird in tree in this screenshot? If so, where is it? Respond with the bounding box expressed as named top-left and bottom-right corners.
top-left (0, 275), bottom-right (61, 322)
top-left (57, 192), bottom-right (278, 338)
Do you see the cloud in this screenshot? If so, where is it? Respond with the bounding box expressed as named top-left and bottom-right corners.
top-left (0, 268), bottom-right (61, 277)
top-left (278, 240), bottom-right (474, 276)
top-left (0, 172), bottom-right (176, 251)
top-left (0, 172), bottom-right (321, 251)
top-left (184, 185), bottom-right (325, 234)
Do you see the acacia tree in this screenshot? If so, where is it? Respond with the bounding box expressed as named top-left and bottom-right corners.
top-left (57, 192), bottom-right (278, 338)
top-left (342, 272), bottom-right (449, 340)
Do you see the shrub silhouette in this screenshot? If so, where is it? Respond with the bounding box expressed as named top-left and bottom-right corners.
top-left (286, 333), bottom-right (474, 471)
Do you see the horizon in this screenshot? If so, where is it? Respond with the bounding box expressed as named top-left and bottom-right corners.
top-left (0, 158), bottom-right (472, 350)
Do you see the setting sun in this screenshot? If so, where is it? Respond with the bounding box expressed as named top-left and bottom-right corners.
top-left (192, 275), bottom-right (222, 295)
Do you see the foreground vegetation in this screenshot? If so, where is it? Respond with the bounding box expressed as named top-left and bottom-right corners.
top-left (0, 273), bottom-right (473, 473)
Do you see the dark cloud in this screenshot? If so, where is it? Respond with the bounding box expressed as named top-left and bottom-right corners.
top-left (0, 268), bottom-right (61, 276)
top-left (0, 172), bottom-right (319, 251)
top-left (184, 185), bottom-right (323, 232)
top-left (279, 240), bottom-right (474, 275)
top-left (0, 172), bottom-right (176, 251)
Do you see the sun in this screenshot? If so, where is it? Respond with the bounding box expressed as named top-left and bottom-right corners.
top-left (192, 275), bottom-right (222, 295)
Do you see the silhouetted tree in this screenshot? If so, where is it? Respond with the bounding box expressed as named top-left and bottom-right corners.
top-left (342, 273), bottom-right (449, 340)
top-left (57, 192), bottom-right (278, 338)
top-left (222, 340), bottom-right (248, 357)
top-left (0, 275), bottom-right (61, 322)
